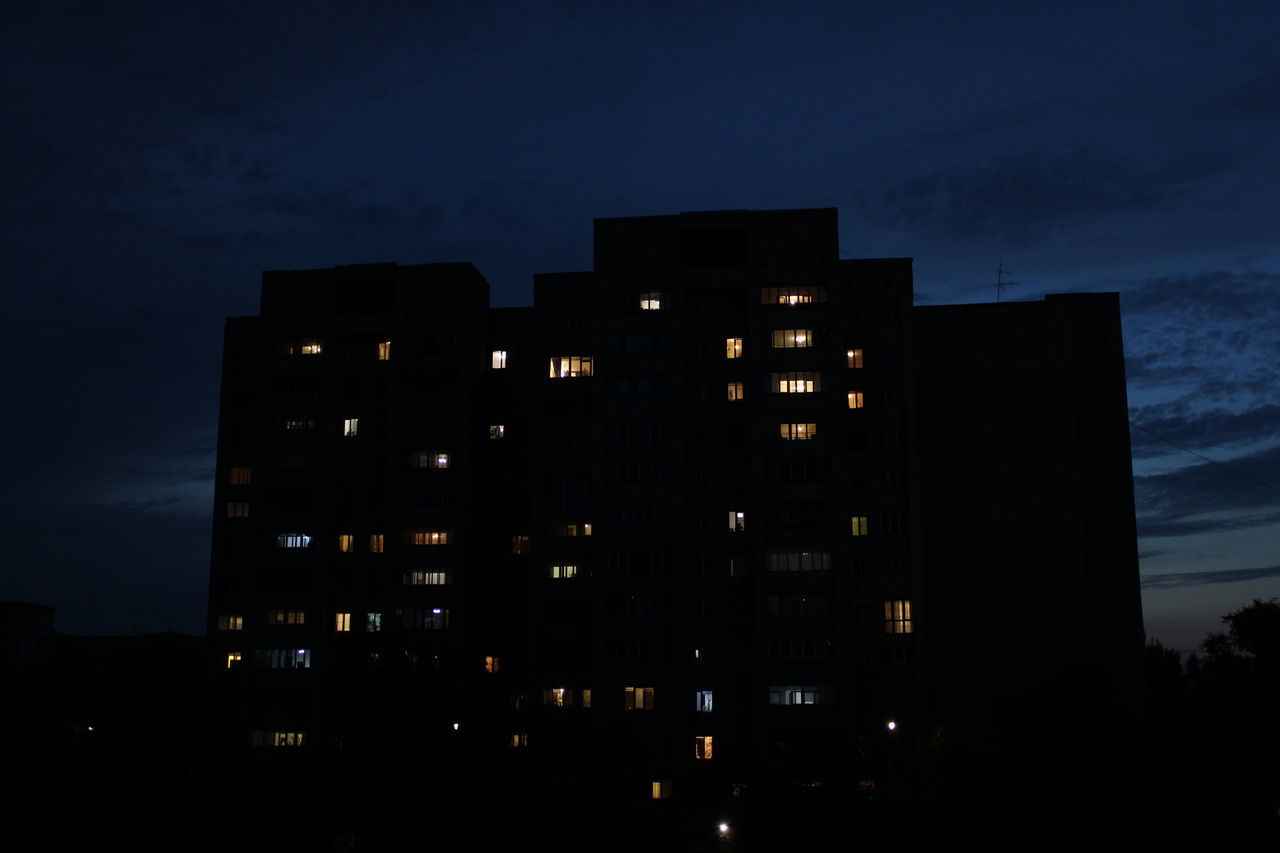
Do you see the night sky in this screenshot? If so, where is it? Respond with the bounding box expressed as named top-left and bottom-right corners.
top-left (2, 1), bottom-right (1276, 651)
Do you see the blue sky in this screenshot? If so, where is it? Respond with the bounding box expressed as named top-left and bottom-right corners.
top-left (2, 0), bottom-right (1277, 650)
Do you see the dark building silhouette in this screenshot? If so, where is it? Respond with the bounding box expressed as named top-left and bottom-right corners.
top-left (206, 208), bottom-right (1144, 841)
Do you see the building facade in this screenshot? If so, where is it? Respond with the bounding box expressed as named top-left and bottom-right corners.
top-left (207, 208), bottom-right (1143, 838)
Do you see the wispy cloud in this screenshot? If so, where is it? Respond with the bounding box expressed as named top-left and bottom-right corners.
top-left (1142, 564), bottom-right (1280, 589)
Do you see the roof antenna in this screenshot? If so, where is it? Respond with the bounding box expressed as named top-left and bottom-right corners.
top-left (992, 256), bottom-right (1018, 303)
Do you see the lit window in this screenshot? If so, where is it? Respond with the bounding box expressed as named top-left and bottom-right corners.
top-left (338, 534), bottom-right (354, 553)
top-left (343, 418), bottom-right (359, 437)
top-left (254, 731), bottom-right (305, 748)
top-left (511, 535), bottom-right (530, 555)
top-left (284, 418), bottom-right (315, 430)
top-left (847, 391), bottom-right (864, 409)
top-left (768, 686), bottom-right (829, 705)
top-left (408, 451), bottom-right (450, 469)
top-left (725, 337), bottom-right (743, 359)
top-left (773, 371), bottom-right (821, 393)
top-left (583, 689), bottom-right (592, 708)
top-left (411, 529), bottom-right (449, 546)
top-left (369, 534), bottom-right (384, 553)
top-left (485, 655), bottom-right (500, 673)
top-left (728, 511), bottom-right (745, 532)
top-left (851, 516), bottom-right (869, 536)
top-left (780, 423), bottom-right (816, 440)
top-left (377, 340), bottom-right (391, 360)
top-left (404, 571), bottom-right (449, 585)
top-left (511, 733), bottom-right (528, 748)
top-left (651, 781), bottom-right (671, 800)
top-left (847, 348), bottom-right (864, 368)
top-left (335, 612), bottom-right (351, 632)
top-left (394, 607), bottom-right (450, 630)
top-left (545, 687), bottom-right (573, 707)
top-left (276, 533), bottom-right (312, 549)
top-left (225, 652), bottom-right (242, 669)
top-left (216, 615), bottom-right (244, 631)
top-left (366, 612), bottom-right (383, 632)
top-left (548, 356), bottom-right (593, 378)
top-left (762, 286), bottom-right (825, 305)
top-left (265, 609), bottom-right (305, 625)
top-left (771, 329), bottom-right (813, 348)
top-left (226, 501), bottom-right (250, 518)
top-left (299, 340), bottom-right (322, 355)
top-left (885, 600), bottom-right (913, 634)
top-left (640, 291), bottom-right (663, 310)
top-left (553, 521), bottom-right (592, 536)
top-left (489, 424), bottom-right (505, 439)
top-left (696, 690), bottom-right (714, 712)
top-left (550, 564), bottom-right (578, 579)
top-left (228, 466), bottom-right (251, 485)
top-left (727, 382), bottom-right (744, 401)
top-left (695, 736), bottom-right (714, 759)
top-left (624, 686), bottom-right (655, 710)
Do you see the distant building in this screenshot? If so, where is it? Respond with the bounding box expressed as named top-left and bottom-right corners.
top-left (206, 208), bottom-right (1143, 826)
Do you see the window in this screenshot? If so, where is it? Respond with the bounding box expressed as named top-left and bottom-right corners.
top-left (851, 516), bottom-right (869, 536)
top-left (369, 534), bottom-right (384, 553)
top-left (276, 533), bottom-right (312, 549)
top-left (216, 615), bottom-right (244, 631)
top-left (766, 551), bottom-right (830, 572)
top-left (335, 612), bottom-right (351, 632)
top-left (548, 356), bottom-right (593, 378)
top-left (489, 424), bottom-right (505, 439)
top-left (651, 781), bottom-right (671, 800)
top-left (624, 686), bottom-right (655, 710)
top-left (771, 329), bottom-right (813, 348)
top-left (552, 521), bottom-right (592, 536)
top-left (410, 529), bottom-right (450, 545)
top-left (768, 686), bottom-right (829, 705)
top-left (696, 690), bottom-right (714, 712)
top-left (255, 648), bottom-right (311, 669)
top-left (338, 534), bottom-right (354, 553)
top-left (762, 286), bottom-right (825, 305)
top-left (695, 736), bottom-right (714, 759)
top-left (377, 340), bottom-right (391, 360)
top-left (226, 501), bottom-right (250, 518)
top-left (511, 535), bottom-right (530, 555)
top-left (491, 350), bottom-right (508, 369)
top-left (780, 422), bottom-right (816, 440)
top-left (847, 391), bottom-right (864, 409)
top-left (284, 418), bottom-right (315, 431)
top-left (550, 564), bottom-right (579, 579)
top-left (404, 570), bottom-right (449, 585)
top-left (544, 687), bottom-right (573, 707)
top-left (224, 651), bottom-right (244, 670)
top-left (410, 451), bottom-right (449, 469)
top-left (485, 655), bottom-right (500, 673)
top-left (395, 607), bottom-right (449, 629)
top-left (366, 612), bottom-right (382, 632)
top-left (228, 466), bottom-right (251, 485)
top-left (847, 348), bottom-right (864, 368)
top-left (772, 371), bottom-right (821, 393)
top-left (251, 730), bottom-right (305, 748)
top-left (640, 291), bottom-right (663, 310)
top-left (728, 511), bottom-right (745, 532)
top-left (725, 337), bottom-right (743, 358)
top-left (343, 418), bottom-right (359, 437)
top-left (511, 733), bottom-right (528, 748)
top-left (265, 609), bottom-right (305, 625)
top-left (885, 600), bottom-right (913, 634)
top-left (299, 340), bottom-right (322, 355)
top-left (727, 381), bottom-right (744, 401)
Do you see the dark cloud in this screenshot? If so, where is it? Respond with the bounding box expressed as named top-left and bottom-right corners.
top-left (1134, 444), bottom-right (1280, 537)
top-left (849, 147), bottom-right (1228, 241)
top-left (1130, 404), bottom-right (1280, 459)
top-left (1142, 564), bottom-right (1280, 589)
